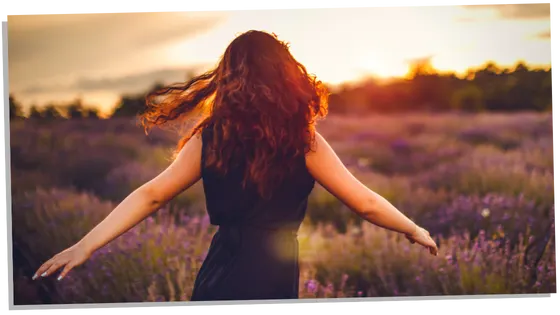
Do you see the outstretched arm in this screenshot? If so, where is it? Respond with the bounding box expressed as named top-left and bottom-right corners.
top-left (305, 131), bottom-right (437, 255)
top-left (33, 134), bottom-right (204, 280)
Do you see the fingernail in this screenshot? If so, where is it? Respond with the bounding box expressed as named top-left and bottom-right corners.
top-left (57, 276), bottom-right (62, 281)
top-left (32, 274), bottom-right (37, 280)
top-left (41, 272), bottom-right (47, 277)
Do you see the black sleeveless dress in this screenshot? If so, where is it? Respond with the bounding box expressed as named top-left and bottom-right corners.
top-left (190, 126), bottom-right (316, 301)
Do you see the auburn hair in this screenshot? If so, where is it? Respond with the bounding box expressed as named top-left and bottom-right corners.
top-left (139, 30), bottom-right (329, 199)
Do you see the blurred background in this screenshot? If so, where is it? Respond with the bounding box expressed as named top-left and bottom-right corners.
top-left (8, 3), bottom-right (555, 304)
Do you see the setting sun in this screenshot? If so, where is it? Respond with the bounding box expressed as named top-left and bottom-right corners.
top-left (162, 5), bottom-right (550, 84)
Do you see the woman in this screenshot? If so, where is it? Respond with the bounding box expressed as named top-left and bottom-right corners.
top-left (32, 30), bottom-right (438, 301)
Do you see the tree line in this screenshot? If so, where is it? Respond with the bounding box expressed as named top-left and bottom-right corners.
top-left (328, 59), bottom-right (552, 114)
top-left (8, 59), bottom-right (552, 121)
top-left (9, 96), bottom-right (102, 121)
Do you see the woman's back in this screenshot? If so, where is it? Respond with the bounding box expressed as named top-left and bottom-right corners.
top-left (200, 125), bottom-right (316, 230)
top-left (190, 124), bottom-right (316, 301)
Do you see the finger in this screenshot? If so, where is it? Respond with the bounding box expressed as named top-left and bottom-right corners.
top-left (426, 246), bottom-right (436, 256)
top-left (57, 263), bottom-right (75, 281)
top-left (429, 243), bottom-right (438, 256)
top-left (33, 258), bottom-right (56, 280)
top-left (405, 236), bottom-right (415, 244)
top-left (42, 259), bottom-right (66, 278)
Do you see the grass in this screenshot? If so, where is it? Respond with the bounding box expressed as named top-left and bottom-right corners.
top-left (9, 111), bottom-right (556, 304)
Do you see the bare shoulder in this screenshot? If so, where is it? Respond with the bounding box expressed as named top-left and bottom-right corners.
top-left (176, 133), bottom-right (203, 158)
top-left (305, 130), bottom-right (334, 164)
top-left (305, 130), bottom-right (343, 178)
top-left (310, 130), bottom-right (327, 150)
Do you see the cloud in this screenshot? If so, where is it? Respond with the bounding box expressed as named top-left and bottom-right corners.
top-left (7, 12), bottom-right (225, 86)
top-left (8, 12), bottom-right (224, 56)
top-left (21, 65), bottom-right (210, 95)
top-left (463, 3), bottom-right (550, 19)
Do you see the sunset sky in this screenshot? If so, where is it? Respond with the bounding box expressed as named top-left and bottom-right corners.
top-left (8, 3), bottom-right (551, 116)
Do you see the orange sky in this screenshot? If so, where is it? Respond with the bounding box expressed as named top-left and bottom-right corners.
top-left (8, 4), bottom-right (551, 115)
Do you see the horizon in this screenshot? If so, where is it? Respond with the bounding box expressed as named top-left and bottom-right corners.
top-left (8, 4), bottom-right (551, 116)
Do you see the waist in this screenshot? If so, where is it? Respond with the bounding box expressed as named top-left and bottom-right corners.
top-left (218, 223), bottom-right (299, 237)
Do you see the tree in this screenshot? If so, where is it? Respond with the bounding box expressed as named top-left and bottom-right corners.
top-left (28, 105), bottom-right (42, 119)
top-left (450, 84), bottom-right (485, 112)
top-left (42, 104), bottom-right (63, 120)
top-left (66, 98), bottom-right (85, 119)
top-left (83, 107), bottom-right (100, 119)
top-left (405, 57), bottom-right (444, 110)
top-left (405, 56), bottom-right (437, 79)
top-left (111, 81), bottom-right (173, 118)
top-left (9, 94), bottom-right (23, 120)
top-left (513, 61), bottom-right (529, 74)
top-left (482, 61), bottom-right (501, 75)
top-left (111, 95), bottom-right (146, 117)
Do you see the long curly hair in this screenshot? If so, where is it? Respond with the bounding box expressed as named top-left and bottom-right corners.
top-left (139, 30), bottom-right (329, 199)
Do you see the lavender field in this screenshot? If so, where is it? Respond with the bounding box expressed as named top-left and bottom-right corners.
top-left (10, 112), bottom-right (556, 304)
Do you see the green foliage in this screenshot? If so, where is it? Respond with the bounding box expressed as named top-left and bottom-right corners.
top-left (328, 60), bottom-right (552, 113)
top-left (451, 85), bottom-right (485, 112)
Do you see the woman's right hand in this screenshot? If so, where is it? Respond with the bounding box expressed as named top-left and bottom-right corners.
top-left (32, 243), bottom-right (92, 281)
top-left (406, 225), bottom-right (438, 256)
